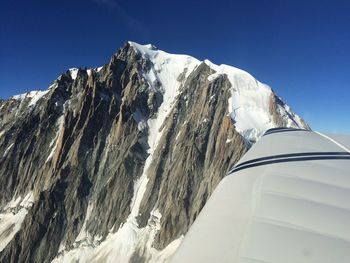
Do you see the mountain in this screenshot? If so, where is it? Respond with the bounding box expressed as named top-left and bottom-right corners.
top-left (0, 42), bottom-right (309, 262)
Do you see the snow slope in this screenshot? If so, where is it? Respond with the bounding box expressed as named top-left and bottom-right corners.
top-left (12, 90), bottom-right (49, 107)
top-left (205, 60), bottom-right (305, 141)
top-left (129, 42), bottom-right (305, 142)
top-left (0, 192), bottom-right (34, 252)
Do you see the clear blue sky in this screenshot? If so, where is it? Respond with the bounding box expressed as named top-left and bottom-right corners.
top-left (1, 0), bottom-right (349, 133)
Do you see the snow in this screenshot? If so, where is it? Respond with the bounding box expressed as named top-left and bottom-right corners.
top-left (69, 68), bottom-right (79, 80)
top-left (128, 41), bottom-right (199, 219)
top-left (175, 130), bottom-right (182, 141)
top-left (11, 90), bottom-right (49, 107)
top-left (46, 115), bottom-right (65, 163)
top-left (66, 66), bottom-right (102, 80)
top-left (75, 202), bottom-right (94, 242)
top-left (204, 60), bottom-right (306, 141)
top-left (28, 90), bottom-right (49, 106)
top-left (53, 245), bottom-right (95, 263)
top-left (12, 93), bottom-right (27, 100)
top-left (129, 40), bottom-right (200, 149)
top-left (0, 209), bottom-right (28, 251)
top-left (5, 196), bottom-right (22, 209)
top-left (0, 130), bottom-right (5, 139)
top-left (70, 67), bottom-right (104, 79)
top-left (19, 192), bottom-right (34, 208)
top-left (3, 143), bottom-right (14, 157)
top-left (0, 192), bottom-right (34, 252)
top-left (53, 209), bottom-right (167, 263)
top-left (206, 60), bottom-right (275, 141)
top-left (48, 83), bottom-right (57, 90)
top-left (87, 209), bottom-right (164, 262)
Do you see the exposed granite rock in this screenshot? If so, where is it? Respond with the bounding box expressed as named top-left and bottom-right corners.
top-left (269, 92), bottom-right (310, 129)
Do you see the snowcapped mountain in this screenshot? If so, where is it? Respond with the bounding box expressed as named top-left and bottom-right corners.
top-left (127, 42), bottom-right (307, 142)
top-left (0, 42), bottom-right (309, 263)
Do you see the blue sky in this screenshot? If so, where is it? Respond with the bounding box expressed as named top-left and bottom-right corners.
top-left (1, 0), bottom-right (349, 133)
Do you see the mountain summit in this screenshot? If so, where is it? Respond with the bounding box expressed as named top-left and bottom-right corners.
top-left (0, 42), bottom-right (309, 262)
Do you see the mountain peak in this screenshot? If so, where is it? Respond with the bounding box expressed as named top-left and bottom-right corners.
top-left (128, 41), bottom-right (158, 51)
top-left (0, 42), bottom-right (309, 262)
top-left (122, 42), bottom-right (307, 141)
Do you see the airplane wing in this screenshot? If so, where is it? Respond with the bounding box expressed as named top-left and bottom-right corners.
top-left (171, 128), bottom-right (350, 263)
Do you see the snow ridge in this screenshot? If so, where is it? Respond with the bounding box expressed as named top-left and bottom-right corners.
top-left (9, 42), bottom-right (305, 143)
top-left (129, 43), bottom-right (306, 142)
top-left (12, 90), bottom-right (49, 107)
top-left (205, 60), bottom-right (305, 141)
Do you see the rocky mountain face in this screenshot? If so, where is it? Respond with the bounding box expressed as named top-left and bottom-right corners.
top-left (0, 42), bottom-right (309, 263)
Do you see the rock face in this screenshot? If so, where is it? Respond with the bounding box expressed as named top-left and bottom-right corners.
top-left (0, 42), bottom-right (309, 263)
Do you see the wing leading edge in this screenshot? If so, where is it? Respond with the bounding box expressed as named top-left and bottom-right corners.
top-left (171, 129), bottom-right (350, 263)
